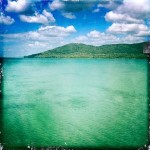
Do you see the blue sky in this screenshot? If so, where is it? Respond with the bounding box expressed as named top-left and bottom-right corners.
top-left (0, 0), bottom-right (150, 57)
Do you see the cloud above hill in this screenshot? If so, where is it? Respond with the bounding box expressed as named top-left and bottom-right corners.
top-left (0, 13), bottom-right (15, 25)
top-left (20, 10), bottom-right (55, 24)
top-left (6, 0), bottom-right (29, 13)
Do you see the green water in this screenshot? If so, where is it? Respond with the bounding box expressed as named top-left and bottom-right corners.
top-left (2, 58), bottom-right (148, 148)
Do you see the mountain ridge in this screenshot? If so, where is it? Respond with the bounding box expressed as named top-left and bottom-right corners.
top-left (25, 42), bottom-right (147, 58)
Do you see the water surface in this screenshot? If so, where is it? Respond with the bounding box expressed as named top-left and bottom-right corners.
top-left (2, 58), bottom-right (148, 148)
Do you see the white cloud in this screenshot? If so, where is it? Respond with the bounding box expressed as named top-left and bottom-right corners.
top-left (105, 11), bottom-right (144, 24)
top-left (62, 12), bottom-right (76, 19)
top-left (87, 30), bottom-right (104, 38)
top-left (49, 0), bottom-right (76, 19)
top-left (2, 25), bottom-right (76, 56)
top-left (49, 0), bottom-right (96, 13)
top-left (104, 0), bottom-right (150, 24)
top-left (104, 0), bottom-right (150, 39)
top-left (92, 8), bottom-right (100, 13)
top-left (98, 0), bottom-right (123, 10)
top-left (99, 0), bottom-right (150, 18)
top-left (135, 30), bottom-right (150, 37)
top-left (37, 25), bottom-right (76, 37)
top-left (0, 13), bottom-right (15, 25)
top-left (74, 30), bottom-right (119, 46)
top-left (28, 41), bottom-right (47, 48)
top-left (42, 10), bottom-right (55, 22)
top-left (6, 0), bottom-right (29, 13)
top-left (73, 30), bottom-right (145, 46)
top-left (107, 23), bottom-right (148, 34)
top-left (49, 0), bottom-right (96, 19)
top-left (120, 35), bottom-right (145, 43)
top-left (20, 10), bottom-right (55, 24)
top-left (63, 0), bottom-right (80, 1)
top-left (117, 0), bottom-right (150, 19)
top-left (74, 35), bottom-right (88, 42)
top-left (4, 25), bottom-right (76, 40)
top-left (20, 14), bottom-right (47, 24)
top-left (87, 30), bottom-right (118, 41)
top-left (49, 0), bottom-right (64, 11)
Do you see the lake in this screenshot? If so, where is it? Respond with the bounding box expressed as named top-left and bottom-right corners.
top-left (1, 58), bottom-right (148, 149)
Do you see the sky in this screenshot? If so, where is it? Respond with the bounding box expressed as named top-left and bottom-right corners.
top-left (0, 0), bottom-right (150, 57)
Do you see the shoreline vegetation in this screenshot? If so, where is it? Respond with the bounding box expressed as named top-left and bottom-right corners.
top-left (25, 42), bottom-right (147, 58)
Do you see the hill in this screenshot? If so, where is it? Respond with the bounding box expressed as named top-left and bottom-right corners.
top-left (25, 42), bottom-right (147, 58)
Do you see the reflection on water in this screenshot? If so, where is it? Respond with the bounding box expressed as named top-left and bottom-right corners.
top-left (2, 58), bottom-right (148, 148)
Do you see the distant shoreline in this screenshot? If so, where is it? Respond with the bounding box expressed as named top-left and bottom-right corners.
top-left (24, 54), bottom-right (147, 59)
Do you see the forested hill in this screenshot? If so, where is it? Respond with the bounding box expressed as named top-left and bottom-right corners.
top-left (25, 42), bottom-right (147, 58)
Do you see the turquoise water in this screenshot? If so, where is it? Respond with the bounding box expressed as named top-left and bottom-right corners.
top-left (2, 58), bottom-right (148, 148)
